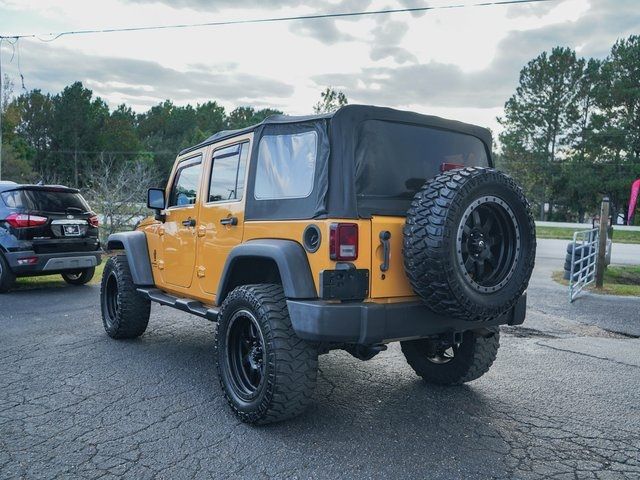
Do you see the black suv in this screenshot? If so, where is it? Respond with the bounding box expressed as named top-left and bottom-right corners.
top-left (0, 181), bottom-right (102, 292)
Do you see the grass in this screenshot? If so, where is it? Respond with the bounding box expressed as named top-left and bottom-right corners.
top-left (552, 265), bottom-right (640, 297)
top-left (537, 226), bottom-right (640, 244)
top-left (13, 262), bottom-right (106, 291)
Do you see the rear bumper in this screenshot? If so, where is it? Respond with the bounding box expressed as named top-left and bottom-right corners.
top-left (287, 294), bottom-right (526, 344)
top-left (4, 250), bottom-right (102, 276)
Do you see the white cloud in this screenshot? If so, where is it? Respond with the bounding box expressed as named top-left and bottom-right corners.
top-left (0, 0), bottom-right (637, 133)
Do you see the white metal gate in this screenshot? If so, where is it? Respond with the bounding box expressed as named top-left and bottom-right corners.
top-left (569, 228), bottom-right (599, 302)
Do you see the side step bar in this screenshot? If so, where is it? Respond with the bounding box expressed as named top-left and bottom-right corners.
top-left (137, 287), bottom-right (219, 321)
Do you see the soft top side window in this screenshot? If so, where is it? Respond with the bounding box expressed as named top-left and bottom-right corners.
top-left (208, 141), bottom-right (249, 203)
top-left (168, 155), bottom-right (202, 208)
top-left (254, 131), bottom-right (318, 200)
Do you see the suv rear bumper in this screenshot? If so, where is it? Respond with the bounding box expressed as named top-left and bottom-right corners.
top-left (287, 294), bottom-right (526, 344)
top-left (4, 250), bottom-right (102, 276)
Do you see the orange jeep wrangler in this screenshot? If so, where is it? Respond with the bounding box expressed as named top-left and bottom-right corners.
top-left (101, 105), bottom-right (536, 424)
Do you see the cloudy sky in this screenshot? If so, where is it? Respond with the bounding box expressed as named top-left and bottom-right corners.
top-left (0, 0), bottom-right (638, 133)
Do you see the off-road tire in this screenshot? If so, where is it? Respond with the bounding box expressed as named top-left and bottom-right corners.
top-left (61, 267), bottom-right (95, 285)
top-left (403, 167), bottom-right (536, 321)
top-left (0, 253), bottom-right (16, 293)
top-left (215, 284), bottom-right (318, 425)
top-left (100, 255), bottom-right (150, 339)
top-left (401, 328), bottom-right (500, 385)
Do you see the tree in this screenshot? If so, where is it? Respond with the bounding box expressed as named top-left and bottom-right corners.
top-left (11, 89), bottom-right (53, 175)
top-left (137, 100), bottom-right (199, 180)
top-left (589, 36), bottom-right (640, 222)
top-left (498, 47), bottom-right (585, 219)
top-left (196, 101), bottom-right (226, 136)
top-left (226, 106), bottom-right (283, 130)
top-left (50, 82), bottom-right (109, 187)
top-left (313, 87), bottom-right (348, 114)
top-left (85, 155), bottom-right (158, 242)
top-left (0, 143), bottom-right (35, 182)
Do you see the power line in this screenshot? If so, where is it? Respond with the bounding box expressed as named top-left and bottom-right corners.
top-left (1, 0), bottom-right (556, 41)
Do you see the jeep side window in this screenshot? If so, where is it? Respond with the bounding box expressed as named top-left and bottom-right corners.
top-left (254, 131), bottom-right (317, 200)
top-left (168, 156), bottom-right (202, 208)
top-left (208, 141), bottom-right (249, 203)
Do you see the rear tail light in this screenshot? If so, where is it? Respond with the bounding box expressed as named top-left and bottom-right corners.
top-left (329, 223), bottom-right (358, 261)
top-left (88, 215), bottom-right (100, 227)
top-left (5, 213), bottom-right (48, 228)
top-left (441, 162), bottom-right (465, 172)
top-left (17, 256), bottom-right (38, 265)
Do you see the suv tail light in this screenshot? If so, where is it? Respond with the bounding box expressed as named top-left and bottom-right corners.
top-left (6, 213), bottom-right (48, 228)
top-left (441, 162), bottom-right (465, 172)
top-left (88, 215), bottom-right (100, 227)
top-left (329, 223), bottom-right (358, 261)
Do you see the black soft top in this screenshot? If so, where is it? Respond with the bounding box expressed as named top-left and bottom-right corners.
top-left (182, 105), bottom-right (493, 220)
top-left (181, 105), bottom-right (491, 155)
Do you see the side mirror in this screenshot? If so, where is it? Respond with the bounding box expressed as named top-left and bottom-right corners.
top-left (147, 188), bottom-right (166, 222)
top-left (147, 188), bottom-right (165, 210)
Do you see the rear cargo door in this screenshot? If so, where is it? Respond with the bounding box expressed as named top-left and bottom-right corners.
top-left (1, 188), bottom-right (98, 251)
top-left (370, 216), bottom-right (414, 298)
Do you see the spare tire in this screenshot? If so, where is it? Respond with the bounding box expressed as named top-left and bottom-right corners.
top-left (403, 167), bottom-right (536, 321)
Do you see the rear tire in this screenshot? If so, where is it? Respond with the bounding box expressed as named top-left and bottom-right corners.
top-left (0, 254), bottom-right (16, 293)
top-left (401, 328), bottom-right (500, 385)
top-left (100, 255), bottom-right (150, 339)
top-left (403, 167), bottom-right (536, 321)
top-left (215, 284), bottom-right (318, 424)
top-left (62, 267), bottom-right (95, 285)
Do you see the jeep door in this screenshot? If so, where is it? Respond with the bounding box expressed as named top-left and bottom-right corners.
top-left (195, 135), bottom-right (251, 299)
top-left (159, 154), bottom-right (203, 288)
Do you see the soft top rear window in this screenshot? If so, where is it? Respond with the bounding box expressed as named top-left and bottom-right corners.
top-left (1, 189), bottom-right (90, 213)
top-left (355, 120), bottom-right (489, 216)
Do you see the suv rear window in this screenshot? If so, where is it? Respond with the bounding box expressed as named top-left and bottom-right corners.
top-left (1, 189), bottom-right (90, 213)
top-left (355, 120), bottom-right (489, 215)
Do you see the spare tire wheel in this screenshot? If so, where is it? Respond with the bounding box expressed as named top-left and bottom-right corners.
top-left (403, 167), bottom-right (536, 321)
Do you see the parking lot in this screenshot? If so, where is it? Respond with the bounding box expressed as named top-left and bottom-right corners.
top-left (1, 240), bottom-right (639, 479)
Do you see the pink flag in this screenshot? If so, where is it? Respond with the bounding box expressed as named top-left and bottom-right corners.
top-left (629, 179), bottom-right (640, 225)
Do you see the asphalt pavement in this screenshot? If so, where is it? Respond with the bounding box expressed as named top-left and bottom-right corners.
top-left (1, 240), bottom-right (639, 479)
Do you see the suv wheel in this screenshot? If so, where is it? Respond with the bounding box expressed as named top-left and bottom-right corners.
top-left (404, 167), bottom-right (536, 321)
top-left (100, 255), bottom-right (150, 339)
top-left (0, 254), bottom-right (16, 293)
top-left (215, 284), bottom-right (318, 425)
top-left (401, 328), bottom-right (500, 385)
top-left (61, 267), bottom-right (95, 285)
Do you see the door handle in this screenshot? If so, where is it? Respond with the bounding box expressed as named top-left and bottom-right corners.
top-left (220, 216), bottom-right (238, 226)
top-left (182, 218), bottom-right (196, 227)
top-left (379, 230), bottom-right (391, 272)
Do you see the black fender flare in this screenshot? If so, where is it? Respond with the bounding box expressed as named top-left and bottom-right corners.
top-left (216, 239), bottom-right (316, 304)
top-left (106, 231), bottom-right (154, 286)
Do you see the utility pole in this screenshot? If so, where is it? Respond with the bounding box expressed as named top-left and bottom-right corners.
top-left (595, 197), bottom-right (610, 289)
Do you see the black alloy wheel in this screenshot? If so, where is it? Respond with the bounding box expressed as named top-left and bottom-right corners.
top-left (403, 167), bottom-right (536, 321)
top-left (215, 284), bottom-right (318, 424)
top-left (104, 272), bottom-right (120, 330)
top-left (100, 255), bottom-right (150, 339)
top-left (456, 196), bottom-right (520, 293)
top-left (225, 309), bottom-right (266, 401)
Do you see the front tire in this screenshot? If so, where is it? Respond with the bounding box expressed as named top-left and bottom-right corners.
top-left (100, 255), bottom-right (150, 339)
top-left (215, 284), bottom-right (318, 425)
top-left (0, 254), bottom-right (16, 293)
top-left (401, 328), bottom-right (500, 385)
top-left (62, 267), bottom-right (95, 285)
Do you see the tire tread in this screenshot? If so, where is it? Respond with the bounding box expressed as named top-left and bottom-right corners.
top-left (100, 255), bottom-right (150, 339)
top-left (215, 284), bottom-right (318, 424)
